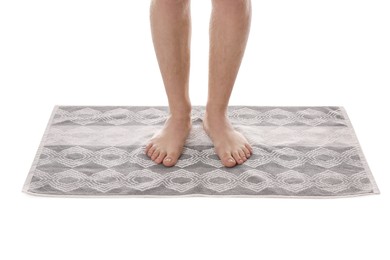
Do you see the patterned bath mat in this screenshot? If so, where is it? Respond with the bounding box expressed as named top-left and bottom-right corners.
top-left (22, 105), bottom-right (380, 198)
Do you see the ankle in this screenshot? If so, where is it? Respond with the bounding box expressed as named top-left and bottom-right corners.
top-left (205, 105), bottom-right (228, 118)
top-left (168, 106), bottom-right (192, 120)
top-left (168, 111), bottom-right (192, 122)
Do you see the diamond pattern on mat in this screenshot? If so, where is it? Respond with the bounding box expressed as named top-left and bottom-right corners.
top-left (29, 168), bottom-right (371, 194)
top-left (38, 145), bottom-right (362, 170)
top-left (53, 107), bottom-right (345, 126)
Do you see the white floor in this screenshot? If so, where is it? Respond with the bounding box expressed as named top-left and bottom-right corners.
top-left (1, 1), bottom-right (389, 259)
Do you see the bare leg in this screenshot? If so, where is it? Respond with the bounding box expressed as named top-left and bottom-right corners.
top-left (203, 0), bottom-right (253, 167)
top-left (146, 0), bottom-right (192, 167)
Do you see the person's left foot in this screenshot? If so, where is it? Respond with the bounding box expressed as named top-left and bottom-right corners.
top-left (202, 110), bottom-right (253, 167)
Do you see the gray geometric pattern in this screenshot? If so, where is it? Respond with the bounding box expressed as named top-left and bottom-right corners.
top-left (22, 105), bottom-right (380, 198)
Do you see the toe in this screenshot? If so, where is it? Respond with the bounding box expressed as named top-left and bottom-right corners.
top-left (145, 143), bottom-right (153, 154)
top-left (151, 149), bottom-right (160, 161)
top-left (220, 152), bottom-right (236, 167)
top-left (242, 146), bottom-right (251, 158)
top-left (232, 151), bottom-right (244, 164)
top-left (147, 145), bottom-right (156, 157)
top-left (245, 143), bottom-right (253, 154)
top-left (163, 151), bottom-right (180, 167)
top-left (155, 151), bottom-right (167, 164)
top-left (238, 149), bottom-right (247, 161)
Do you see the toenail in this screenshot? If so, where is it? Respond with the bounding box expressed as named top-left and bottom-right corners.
top-left (228, 158), bottom-right (235, 162)
top-left (165, 158), bottom-right (172, 162)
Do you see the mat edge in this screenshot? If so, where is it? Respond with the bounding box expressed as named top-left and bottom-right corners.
top-left (22, 105), bottom-right (59, 193)
top-left (22, 189), bottom-right (379, 199)
top-left (53, 104), bottom-right (345, 108)
top-left (339, 106), bottom-right (380, 194)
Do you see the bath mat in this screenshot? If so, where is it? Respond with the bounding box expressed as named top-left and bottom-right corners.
top-left (22, 105), bottom-right (380, 198)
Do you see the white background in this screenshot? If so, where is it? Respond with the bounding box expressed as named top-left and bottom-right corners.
top-left (1, 1), bottom-right (389, 259)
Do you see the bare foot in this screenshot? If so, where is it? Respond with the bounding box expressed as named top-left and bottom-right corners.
top-left (202, 110), bottom-right (253, 167)
top-left (145, 114), bottom-right (192, 167)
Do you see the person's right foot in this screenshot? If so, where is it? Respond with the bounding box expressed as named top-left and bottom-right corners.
top-left (145, 114), bottom-right (192, 167)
